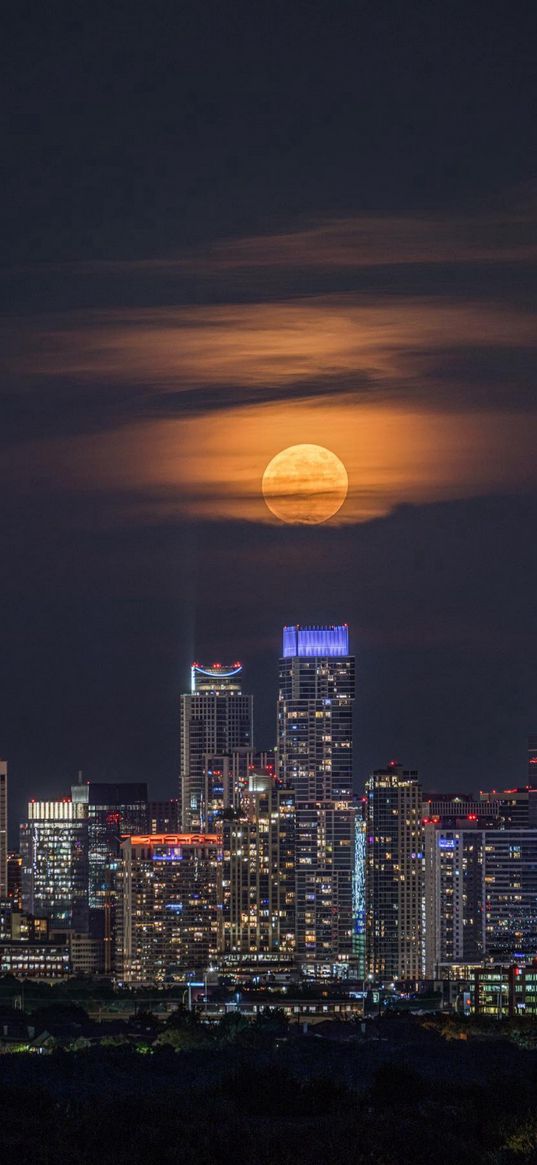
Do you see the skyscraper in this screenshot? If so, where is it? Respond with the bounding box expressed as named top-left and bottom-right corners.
top-left (277, 624), bottom-right (357, 976)
top-left (423, 819), bottom-right (489, 975)
top-left (0, 761), bottom-right (7, 899)
top-left (20, 799), bottom-right (89, 931)
top-left (483, 829), bottom-right (537, 962)
top-left (70, 779), bottom-right (148, 930)
top-left (117, 833), bottom-right (222, 983)
top-left (180, 662), bottom-right (253, 830)
top-left (278, 625), bottom-right (354, 802)
top-left (365, 762), bottom-right (424, 981)
top-left (221, 770), bottom-right (296, 962)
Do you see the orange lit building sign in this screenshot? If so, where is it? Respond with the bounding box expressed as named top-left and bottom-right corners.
top-left (127, 833), bottom-right (220, 847)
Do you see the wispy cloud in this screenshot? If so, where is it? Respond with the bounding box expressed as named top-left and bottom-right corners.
top-left (2, 207), bottom-right (537, 526)
top-left (58, 207), bottom-right (537, 274)
top-left (10, 297), bottom-right (537, 403)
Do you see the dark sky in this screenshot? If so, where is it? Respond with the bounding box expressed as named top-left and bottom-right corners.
top-left (2, 1), bottom-right (537, 828)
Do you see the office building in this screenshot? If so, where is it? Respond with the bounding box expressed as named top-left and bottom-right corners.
top-left (365, 761), bottom-right (424, 981)
top-left (483, 829), bottom-right (537, 962)
top-left (180, 662), bottom-right (253, 830)
top-left (221, 771), bottom-right (295, 961)
top-left (277, 624), bottom-right (357, 975)
top-left (20, 800), bottom-right (89, 931)
top-left (0, 761), bottom-right (7, 898)
top-left (118, 833), bottom-right (222, 984)
top-left (71, 780), bottom-right (148, 938)
top-left (0, 941), bottom-right (70, 979)
top-left (479, 786), bottom-right (537, 828)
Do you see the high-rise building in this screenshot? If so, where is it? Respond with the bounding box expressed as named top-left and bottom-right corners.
top-left (221, 771), bottom-right (295, 962)
top-left (365, 762), bottom-right (424, 981)
top-left (0, 761), bottom-right (7, 899)
top-left (278, 625), bottom-right (354, 802)
top-left (483, 829), bottom-right (537, 962)
top-left (180, 662), bottom-right (253, 830)
top-left (69, 780), bottom-right (148, 972)
top-left (117, 833), bottom-right (222, 984)
top-left (294, 800), bottom-right (358, 974)
top-left (353, 803), bottom-right (367, 980)
top-left (423, 820), bottom-right (490, 976)
top-left (277, 624), bottom-right (357, 976)
top-left (20, 800), bottom-right (89, 931)
top-left (71, 780), bottom-right (148, 928)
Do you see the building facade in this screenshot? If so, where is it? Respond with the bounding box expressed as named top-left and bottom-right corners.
top-left (221, 771), bottom-right (295, 961)
top-left (71, 780), bottom-right (148, 943)
top-left (423, 820), bottom-right (490, 976)
top-left (180, 663), bottom-right (253, 830)
top-left (277, 624), bottom-right (357, 975)
top-left (365, 762), bottom-right (424, 981)
top-left (20, 800), bottom-right (89, 931)
top-left (118, 833), bottom-right (222, 984)
top-left (483, 829), bottom-right (537, 962)
top-left (479, 786), bottom-right (537, 828)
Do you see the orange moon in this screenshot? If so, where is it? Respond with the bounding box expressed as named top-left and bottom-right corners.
top-left (262, 444), bottom-right (348, 524)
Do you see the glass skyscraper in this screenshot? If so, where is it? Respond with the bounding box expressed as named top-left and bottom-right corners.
top-left (20, 799), bottom-right (89, 931)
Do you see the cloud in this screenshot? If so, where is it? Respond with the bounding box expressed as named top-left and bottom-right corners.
top-left (2, 207), bottom-right (537, 525)
top-left (9, 297), bottom-right (536, 403)
top-left (53, 207), bottom-right (537, 275)
top-left (3, 392), bottom-right (537, 527)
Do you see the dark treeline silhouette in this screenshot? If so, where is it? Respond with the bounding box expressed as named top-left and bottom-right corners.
top-left (2, 1015), bottom-right (537, 1163)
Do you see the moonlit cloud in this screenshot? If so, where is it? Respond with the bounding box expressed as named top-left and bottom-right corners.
top-left (2, 208), bottom-right (537, 525)
top-left (10, 297), bottom-right (537, 396)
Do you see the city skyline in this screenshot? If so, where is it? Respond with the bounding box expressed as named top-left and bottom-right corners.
top-left (2, 5), bottom-right (536, 1159)
top-left (2, 6), bottom-right (537, 822)
top-left (4, 620), bottom-right (537, 831)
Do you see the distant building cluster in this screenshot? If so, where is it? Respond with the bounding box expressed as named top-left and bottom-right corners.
top-left (1, 627), bottom-right (537, 998)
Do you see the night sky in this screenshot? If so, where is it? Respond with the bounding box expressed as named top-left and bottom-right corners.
top-left (2, 2), bottom-right (537, 828)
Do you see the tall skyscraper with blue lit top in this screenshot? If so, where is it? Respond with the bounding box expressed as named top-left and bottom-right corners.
top-left (278, 625), bottom-right (354, 803)
top-left (277, 625), bottom-right (357, 976)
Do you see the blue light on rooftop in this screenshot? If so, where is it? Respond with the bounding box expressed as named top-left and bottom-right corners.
top-left (282, 624), bottom-right (349, 658)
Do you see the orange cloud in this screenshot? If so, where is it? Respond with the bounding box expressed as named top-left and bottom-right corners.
top-left (14, 297), bottom-right (537, 396)
top-left (6, 395), bottom-right (535, 526)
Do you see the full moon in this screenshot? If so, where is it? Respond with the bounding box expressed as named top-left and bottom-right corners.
top-left (262, 444), bottom-right (349, 524)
